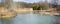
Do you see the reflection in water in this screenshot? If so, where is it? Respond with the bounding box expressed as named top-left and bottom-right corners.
top-left (0, 18), bottom-right (14, 24)
top-left (33, 11), bottom-right (40, 14)
top-left (0, 12), bottom-right (56, 24)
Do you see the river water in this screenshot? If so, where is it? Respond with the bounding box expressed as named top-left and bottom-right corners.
top-left (0, 11), bottom-right (60, 24)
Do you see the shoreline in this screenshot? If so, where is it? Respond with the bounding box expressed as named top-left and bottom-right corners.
top-left (14, 8), bottom-right (60, 15)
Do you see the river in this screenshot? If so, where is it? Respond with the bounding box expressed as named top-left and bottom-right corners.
top-left (0, 11), bottom-right (60, 24)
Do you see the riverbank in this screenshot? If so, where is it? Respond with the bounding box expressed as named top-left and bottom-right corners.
top-left (15, 8), bottom-right (33, 14)
top-left (0, 7), bottom-right (17, 18)
top-left (0, 7), bottom-right (59, 18)
top-left (14, 8), bottom-right (60, 15)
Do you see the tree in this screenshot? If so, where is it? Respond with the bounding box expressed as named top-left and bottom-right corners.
top-left (33, 4), bottom-right (40, 10)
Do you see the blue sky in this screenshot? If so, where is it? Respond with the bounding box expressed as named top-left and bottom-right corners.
top-left (13, 0), bottom-right (41, 3)
top-left (13, 0), bottom-right (51, 3)
top-left (0, 0), bottom-right (1, 3)
top-left (0, 0), bottom-right (50, 3)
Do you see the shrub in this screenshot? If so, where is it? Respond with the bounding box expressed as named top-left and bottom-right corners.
top-left (33, 5), bottom-right (40, 10)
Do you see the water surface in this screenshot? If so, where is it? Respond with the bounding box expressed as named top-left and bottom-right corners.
top-left (0, 11), bottom-right (56, 24)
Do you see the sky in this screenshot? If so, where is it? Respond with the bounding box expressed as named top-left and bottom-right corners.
top-left (0, 0), bottom-right (1, 3)
top-left (0, 0), bottom-right (60, 5)
top-left (13, 0), bottom-right (41, 3)
top-left (0, 0), bottom-right (50, 3)
top-left (13, 0), bottom-right (51, 3)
